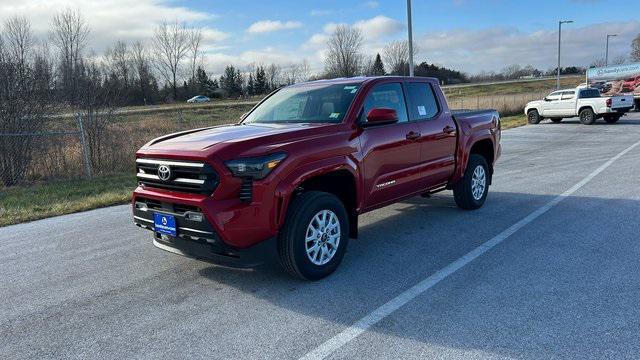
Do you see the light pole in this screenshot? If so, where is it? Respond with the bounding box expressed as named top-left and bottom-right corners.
top-left (557, 20), bottom-right (574, 90)
top-left (605, 34), bottom-right (617, 67)
top-left (407, 0), bottom-right (414, 77)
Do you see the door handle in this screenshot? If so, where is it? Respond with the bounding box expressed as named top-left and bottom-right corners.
top-left (406, 131), bottom-right (421, 141)
top-left (443, 125), bottom-right (456, 134)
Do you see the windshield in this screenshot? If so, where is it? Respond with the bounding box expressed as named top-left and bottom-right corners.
top-left (243, 83), bottom-right (361, 124)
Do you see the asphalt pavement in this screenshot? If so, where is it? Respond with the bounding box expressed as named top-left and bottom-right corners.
top-left (2, 113), bottom-right (640, 359)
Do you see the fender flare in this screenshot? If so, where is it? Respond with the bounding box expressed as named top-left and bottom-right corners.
top-left (453, 133), bottom-right (495, 183)
top-left (273, 155), bottom-right (360, 228)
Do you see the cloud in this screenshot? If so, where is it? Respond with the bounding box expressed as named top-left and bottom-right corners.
top-left (354, 15), bottom-right (404, 40)
top-left (416, 21), bottom-right (640, 73)
top-left (246, 20), bottom-right (302, 34)
top-left (0, 0), bottom-right (226, 53)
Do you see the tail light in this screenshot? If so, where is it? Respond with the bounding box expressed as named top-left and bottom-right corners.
top-left (606, 98), bottom-right (612, 108)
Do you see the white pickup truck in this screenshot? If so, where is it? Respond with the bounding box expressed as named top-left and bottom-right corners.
top-left (525, 88), bottom-right (634, 125)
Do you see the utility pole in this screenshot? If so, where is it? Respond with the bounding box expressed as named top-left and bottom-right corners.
top-left (557, 20), bottom-right (574, 90)
top-left (605, 34), bottom-right (617, 67)
top-left (407, 0), bottom-right (414, 77)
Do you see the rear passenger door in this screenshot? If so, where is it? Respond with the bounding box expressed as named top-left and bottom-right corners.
top-left (405, 81), bottom-right (457, 188)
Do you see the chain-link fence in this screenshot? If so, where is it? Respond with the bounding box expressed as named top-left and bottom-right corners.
top-left (0, 91), bottom-right (545, 189)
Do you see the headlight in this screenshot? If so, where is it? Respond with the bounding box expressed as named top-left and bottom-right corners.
top-left (225, 153), bottom-right (287, 179)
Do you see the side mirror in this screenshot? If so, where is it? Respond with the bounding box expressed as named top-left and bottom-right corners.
top-left (363, 108), bottom-right (398, 126)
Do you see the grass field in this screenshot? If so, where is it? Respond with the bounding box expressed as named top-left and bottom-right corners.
top-left (0, 174), bottom-right (136, 227)
top-left (443, 75), bottom-right (584, 98)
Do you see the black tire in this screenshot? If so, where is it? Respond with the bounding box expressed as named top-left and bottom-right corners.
top-left (603, 114), bottom-right (621, 124)
top-left (277, 191), bottom-right (349, 280)
top-left (453, 154), bottom-right (490, 210)
top-left (527, 109), bottom-right (541, 124)
top-left (550, 118), bottom-right (563, 123)
top-left (579, 108), bottom-right (596, 125)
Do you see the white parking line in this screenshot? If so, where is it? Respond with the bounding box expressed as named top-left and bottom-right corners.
top-left (300, 139), bottom-right (640, 360)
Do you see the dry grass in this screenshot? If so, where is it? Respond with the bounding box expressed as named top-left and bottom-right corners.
top-left (443, 75), bottom-right (584, 98)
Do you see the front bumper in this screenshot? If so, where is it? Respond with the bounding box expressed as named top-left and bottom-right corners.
top-left (133, 194), bottom-right (277, 267)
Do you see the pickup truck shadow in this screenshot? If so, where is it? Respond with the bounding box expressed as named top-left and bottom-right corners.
top-left (197, 191), bottom-right (640, 358)
top-left (543, 117), bottom-right (640, 125)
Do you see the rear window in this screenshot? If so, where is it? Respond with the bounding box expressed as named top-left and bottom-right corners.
top-left (405, 83), bottom-right (439, 120)
top-left (580, 89), bottom-right (601, 99)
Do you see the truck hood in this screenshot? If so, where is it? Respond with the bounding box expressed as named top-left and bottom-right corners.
top-left (140, 122), bottom-right (338, 159)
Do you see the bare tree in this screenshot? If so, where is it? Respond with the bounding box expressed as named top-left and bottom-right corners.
top-left (104, 40), bottom-right (131, 88)
top-left (4, 16), bottom-right (34, 78)
top-left (632, 34), bottom-right (640, 62)
top-left (265, 63), bottom-right (282, 89)
top-left (153, 21), bottom-right (190, 101)
top-left (0, 17), bottom-right (59, 186)
top-left (188, 27), bottom-right (203, 82)
top-left (50, 8), bottom-right (90, 105)
top-left (383, 40), bottom-right (419, 76)
top-left (324, 25), bottom-right (363, 78)
top-left (131, 41), bottom-right (153, 105)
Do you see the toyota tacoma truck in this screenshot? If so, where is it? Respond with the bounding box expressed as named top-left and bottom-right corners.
top-left (133, 76), bottom-right (501, 280)
top-left (525, 87), bottom-right (634, 125)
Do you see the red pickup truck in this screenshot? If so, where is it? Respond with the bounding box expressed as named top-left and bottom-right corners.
top-left (133, 76), bottom-right (501, 280)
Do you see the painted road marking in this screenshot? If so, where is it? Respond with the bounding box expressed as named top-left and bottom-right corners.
top-left (300, 139), bottom-right (640, 360)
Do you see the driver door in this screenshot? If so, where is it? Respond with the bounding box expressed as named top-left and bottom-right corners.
top-left (358, 82), bottom-right (422, 210)
top-left (541, 91), bottom-right (562, 116)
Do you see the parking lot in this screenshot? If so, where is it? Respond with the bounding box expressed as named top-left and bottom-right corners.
top-left (2, 114), bottom-right (640, 359)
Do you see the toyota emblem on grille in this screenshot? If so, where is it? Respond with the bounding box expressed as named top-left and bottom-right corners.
top-left (157, 165), bottom-right (172, 181)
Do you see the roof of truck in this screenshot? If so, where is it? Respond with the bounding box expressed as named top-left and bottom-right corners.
top-left (289, 76), bottom-right (439, 87)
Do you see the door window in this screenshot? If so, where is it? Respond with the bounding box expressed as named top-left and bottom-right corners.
top-left (561, 91), bottom-right (575, 100)
top-left (546, 92), bottom-right (561, 101)
top-left (405, 82), bottom-right (440, 120)
top-left (361, 83), bottom-right (409, 123)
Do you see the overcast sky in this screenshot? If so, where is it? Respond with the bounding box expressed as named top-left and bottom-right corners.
top-left (1, 0), bottom-right (639, 76)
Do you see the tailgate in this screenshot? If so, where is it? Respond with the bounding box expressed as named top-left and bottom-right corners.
top-left (611, 95), bottom-right (634, 109)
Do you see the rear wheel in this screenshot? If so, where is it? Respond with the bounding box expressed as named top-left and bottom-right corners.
top-left (527, 109), bottom-right (541, 124)
top-left (579, 108), bottom-right (596, 125)
top-left (453, 154), bottom-right (490, 210)
top-left (550, 118), bottom-right (563, 123)
top-left (603, 114), bottom-right (621, 123)
top-left (278, 191), bottom-right (349, 280)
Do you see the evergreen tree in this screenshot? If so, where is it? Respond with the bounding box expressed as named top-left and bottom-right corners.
top-left (254, 66), bottom-right (267, 94)
top-left (371, 53), bottom-right (386, 76)
top-left (247, 73), bottom-right (255, 96)
top-left (220, 65), bottom-right (243, 97)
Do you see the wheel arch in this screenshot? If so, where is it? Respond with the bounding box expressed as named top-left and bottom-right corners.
top-left (275, 157), bottom-right (360, 238)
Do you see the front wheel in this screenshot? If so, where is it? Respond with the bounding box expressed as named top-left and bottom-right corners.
top-left (527, 109), bottom-right (541, 124)
top-left (579, 108), bottom-right (596, 125)
top-left (278, 191), bottom-right (349, 280)
top-left (603, 114), bottom-right (621, 124)
top-left (453, 154), bottom-right (490, 210)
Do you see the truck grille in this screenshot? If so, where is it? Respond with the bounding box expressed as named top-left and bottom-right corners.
top-left (136, 158), bottom-right (219, 195)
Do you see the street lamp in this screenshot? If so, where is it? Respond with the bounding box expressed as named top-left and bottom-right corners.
top-left (605, 34), bottom-right (618, 67)
top-left (407, 0), bottom-right (414, 77)
top-left (557, 20), bottom-right (574, 90)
